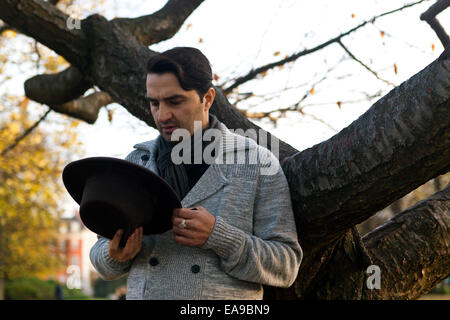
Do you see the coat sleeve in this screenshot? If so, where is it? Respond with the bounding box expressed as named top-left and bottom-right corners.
top-left (89, 236), bottom-right (132, 280)
top-left (201, 150), bottom-right (303, 288)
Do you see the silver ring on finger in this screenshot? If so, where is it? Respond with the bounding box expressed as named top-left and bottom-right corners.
top-left (178, 219), bottom-right (187, 229)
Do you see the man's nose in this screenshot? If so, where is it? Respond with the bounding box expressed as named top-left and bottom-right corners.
top-left (158, 105), bottom-right (172, 123)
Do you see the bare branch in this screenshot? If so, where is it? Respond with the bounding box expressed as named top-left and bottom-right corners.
top-left (0, 108), bottom-right (51, 157)
top-left (337, 40), bottom-right (397, 87)
top-left (420, 0), bottom-right (450, 47)
top-left (222, 0), bottom-right (428, 94)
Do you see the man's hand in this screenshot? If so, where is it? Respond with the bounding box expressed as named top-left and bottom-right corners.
top-left (172, 206), bottom-right (215, 247)
top-left (108, 227), bottom-right (143, 262)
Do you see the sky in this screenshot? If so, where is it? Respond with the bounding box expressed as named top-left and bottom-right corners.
top-left (1, 0), bottom-right (448, 216)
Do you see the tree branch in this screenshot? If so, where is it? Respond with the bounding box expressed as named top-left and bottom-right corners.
top-left (282, 51), bottom-right (450, 247)
top-left (420, 0), bottom-right (450, 47)
top-left (50, 91), bottom-right (113, 124)
top-left (0, 108), bottom-right (51, 157)
top-left (24, 66), bottom-right (92, 105)
top-left (222, 0), bottom-right (428, 94)
top-left (14, 0), bottom-right (204, 124)
top-left (363, 182), bottom-right (450, 299)
top-left (0, 0), bottom-right (88, 68)
top-left (112, 0), bottom-right (204, 46)
top-left (337, 39), bottom-right (396, 87)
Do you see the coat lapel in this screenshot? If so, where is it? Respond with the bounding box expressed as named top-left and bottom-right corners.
top-left (181, 164), bottom-right (228, 208)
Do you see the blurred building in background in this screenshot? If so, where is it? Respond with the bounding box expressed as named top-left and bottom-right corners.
top-left (56, 212), bottom-right (98, 296)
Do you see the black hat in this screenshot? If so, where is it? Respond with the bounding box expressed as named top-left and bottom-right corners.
top-left (62, 157), bottom-right (181, 247)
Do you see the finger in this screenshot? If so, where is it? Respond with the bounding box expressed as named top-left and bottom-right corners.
top-left (137, 226), bottom-right (143, 242)
top-left (173, 208), bottom-right (197, 219)
top-left (173, 224), bottom-right (196, 237)
top-left (110, 229), bottom-right (123, 251)
top-left (173, 233), bottom-right (195, 246)
top-left (123, 230), bottom-right (138, 256)
top-left (172, 216), bottom-right (190, 228)
top-left (135, 227), bottom-right (143, 252)
top-left (130, 227), bottom-right (143, 254)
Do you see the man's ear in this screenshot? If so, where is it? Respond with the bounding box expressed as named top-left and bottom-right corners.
top-left (203, 87), bottom-right (215, 111)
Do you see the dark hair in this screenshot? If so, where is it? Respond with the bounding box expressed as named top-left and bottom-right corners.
top-left (146, 47), bottom-right (213, 101)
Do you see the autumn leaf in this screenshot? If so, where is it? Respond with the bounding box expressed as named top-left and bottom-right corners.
top-left (310, 87), bottom-right (315, 95)
top-left (394, 63), bottom-right (398, 75)
top-left (431, 43), bottom-right (435, 52)
top-left (4, 30), bottom-right (17, 38)
top-left (213, 73), bottom-right (220, 81)
top-left (186, 23), bottom-right (192, 31)
top-left (337, 101), bottom-right (342, 109)
top-left (108, 109), bottom-right (114, 122)
top-left (198, 37), bottom-right (203, 43)
top-left (19, 97), bottom-right (29, 110)
top-left (273, 51), bottom-right (281, 56)
top-left (44, 56), bottom-right (59, 72)
top-left (380, 30), bottom-right (385, 38)
top-left (351, 13), bottom-right (355, 18)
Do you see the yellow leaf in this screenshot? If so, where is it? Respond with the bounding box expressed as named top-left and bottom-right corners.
top-left (19, 97), bottom-right (29, 110)
top-left (393, 63), bottom-right (398, 75)
top-left (9, 122), bottom-right (20, 134)
top-left (380, 30), bottom-right (385, 38)
top-left (310, 87), bottom-right (315, 95)
top-left (108, 109), bottom-right (114, 122)
top-left (44, 56), bottom-right (59, 72)
top-left (273, 51), bottom-right (281, 56)
top-left (4, 30), bottom-right (16, 38)
top-left (431, 43), bottom-right (435, 52)
top-left (351, 13), bottom-right (355, 18)
top-left (70, 121), bottom-right (80, 128)
top-left (186, 23), bottom-right (192, 31)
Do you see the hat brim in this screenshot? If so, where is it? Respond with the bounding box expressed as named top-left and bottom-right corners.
top-left (62, 157), bottom-right (181, 239)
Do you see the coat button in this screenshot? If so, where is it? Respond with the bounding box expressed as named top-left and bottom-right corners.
top-left (141, 154), bottom-right (150, 162)
top-left (149, 257), bottom-right (158, 266)
top-left (191, 265), bottom-right (200, 274)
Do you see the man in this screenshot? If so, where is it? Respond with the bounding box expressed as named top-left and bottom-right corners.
top-left (90, 47), bottom-right (302, 299)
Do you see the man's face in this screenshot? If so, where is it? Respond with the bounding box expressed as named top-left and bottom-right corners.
top-left (146, 72), bottom-right (215, 141)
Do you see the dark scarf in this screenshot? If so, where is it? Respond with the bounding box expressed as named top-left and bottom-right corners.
top-left (155, 115), bottom-right (220, 200)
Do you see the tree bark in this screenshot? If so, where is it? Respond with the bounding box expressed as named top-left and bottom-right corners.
top-left (363, 182), bottom-right (450, 299)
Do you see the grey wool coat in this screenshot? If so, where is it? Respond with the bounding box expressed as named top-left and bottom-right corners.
top-left (89, 122), bottom-right (302, 299)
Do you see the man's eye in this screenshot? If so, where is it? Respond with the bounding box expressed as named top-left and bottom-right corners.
top-left (149, 100), bottom-right (159, 107)
top-left (168, 100), bottom-right (182, 106)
